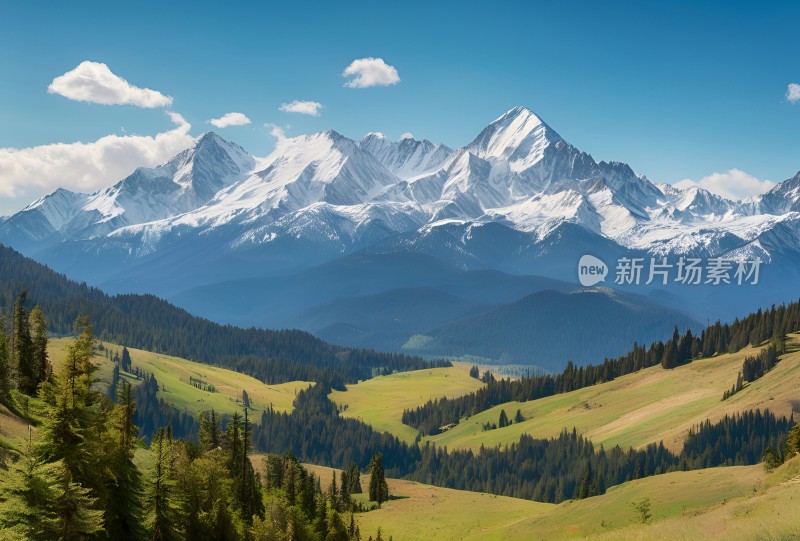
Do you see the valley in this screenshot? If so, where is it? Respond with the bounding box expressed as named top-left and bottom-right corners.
top-left (1, 285), bottom-right (799, 539)
top-left (3, 7), bottom-right (799, 540)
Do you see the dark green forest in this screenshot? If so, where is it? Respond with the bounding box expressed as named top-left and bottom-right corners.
top-left (0, 245), bottom-right (448, 390)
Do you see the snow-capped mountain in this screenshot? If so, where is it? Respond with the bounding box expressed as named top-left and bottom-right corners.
top-left (760, 171), bottom-right (800, 214)
top-left (0, 132), bottom-right (253, 250)
top-left (358, 132), bottom-right (453, 180)
top-left (2, 106), bottom-right (799, 325)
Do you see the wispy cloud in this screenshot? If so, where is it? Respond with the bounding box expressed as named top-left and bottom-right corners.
top-left (0, 112), bottom-right (194, 202)
top-left (400, 132), bottom-right (414, 140)
top-left (675, 168), bottom-right (775, 200)
top-left (787, 83), bottom-right (800, 103)
top-left (263, 123), bottom-right (287, 143)
top-left (279, 100), bottom-right (322, 116)
top-left (209, 112), bottom-right (251, 128)
top-left (343, 57), bottom-right (400, 88)
top-left (48, 61), bottom-right (172, 108)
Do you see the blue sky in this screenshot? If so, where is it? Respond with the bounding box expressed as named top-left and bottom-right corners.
top-left (1, 0), bottom-right (798, 214)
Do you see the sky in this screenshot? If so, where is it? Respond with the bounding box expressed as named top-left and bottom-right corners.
top-left (0, 0), bottom-right (798, 215)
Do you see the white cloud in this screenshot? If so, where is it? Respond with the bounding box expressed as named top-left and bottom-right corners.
top-left (787, 83), bottom-right (800, 103)
top-left (47, 61), bottom-right (172, 108)
top-left (675, 168), bottom-right (775, 200)
top-left (279, 100), bottom-right (322, 116)
top-left (400, 132), bottom-right (414, 140)
top-left (342, 57), bottom-right (400, 88)
top-left (0, 112), bottom-right (194, 207)
top-left (209, 112), bottom-right (251, 128)
top-left (263, 123), bottom-right (287, 143)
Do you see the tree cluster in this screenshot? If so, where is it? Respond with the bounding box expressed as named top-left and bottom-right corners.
top-left (0, 290), bottom-right (51, 403)
top-left (682, 409), bottom-right (794, 469)
top-left (0, 313), bottom-right (389, 540)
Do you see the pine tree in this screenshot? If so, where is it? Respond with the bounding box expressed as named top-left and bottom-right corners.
top-left (146, 428), bottom-right (180, 541)
top-left (328, 472), bottom-right (339, 511)
top-left (677, 329), bottom-right (693, 363)
top-left (368, 453), bottom-right (389, 506)
top-left (0, 433), bottom-right (62, 539)
top-left (199, 409), bottom-right (221, 451)
top-left (786, 425), bottom-right (800, 458)
top-left (12, 291), bottom-right (35, 395)
top-left (499, 409), bottom-right (509, 428)
top-left (29, 305), bottom-right (50, 391)
top-left (37, 317), bottom-right (97, 484)
top-left (51, 461), bottom-right (105, 540)
top-left (104, 380), bottom-right (146, 539)
top-left (660, 341), bottom-right (676, 369)
top-left (108, 363), bottom-right (120, 402)
top-left (346, 462), bottom-right (362, 494)
top-left (0, 316), bottom-right (10, 402)
top-left (121, 346), bottom-right (132, 373)
top-left (313, 495), bottom-right (328, 540)
top-left (514, 409), bottom-right (524, 423)
top-left (325, 510), bottom-right (349, 541)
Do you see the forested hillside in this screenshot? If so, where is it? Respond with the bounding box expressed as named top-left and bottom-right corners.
top-left (403, 301), bottom-right (800, 435)
top-left (410, 289), bottom-right (699, 369)
top-left (0, 318), bottom-right (389, 540)
top-left (0, 244), bottom-right (446, 389)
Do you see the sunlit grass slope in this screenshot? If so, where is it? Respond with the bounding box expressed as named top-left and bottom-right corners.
top-left (49, 337), bottom-right (311, 417)
top-left (426, 335), bottom-right (800, 453)
top-left (329, 362), bottom-right (484, 443)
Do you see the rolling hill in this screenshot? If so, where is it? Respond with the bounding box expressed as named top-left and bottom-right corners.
top-left (48, 337), bottom-right (312, 418)
top-left (330, 334), bottom-right (800, 454)
top-left (256, 456), bottom-right (800, 541)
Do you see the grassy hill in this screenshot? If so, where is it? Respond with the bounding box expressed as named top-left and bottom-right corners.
top-left (48, 337), bottom-right (312, 418)
top-left (426, 335), bottom-right (800, 453)
top-left (331, 335), bottom-right (800, 453)
top-left (249, 456), bottom-right (799, 540)
top-left (252, 459), bottom-right (554, 541)
top-left (329, 363), bottom-right (484, 443)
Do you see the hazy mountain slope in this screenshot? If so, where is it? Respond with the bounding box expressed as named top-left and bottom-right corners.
top-left (168, 252), bottom-right (576, 328)
top-left (0, 244), bottom-right (435, 388)
top-left (407, 288), bottom-right (699, 369)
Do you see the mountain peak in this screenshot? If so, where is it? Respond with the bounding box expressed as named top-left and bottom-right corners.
top-left (321, 128), bottom-right (346, 140)
top-left (467, 106), bottom-right (562, 171)
top-left (197, 130), bottom-right (221, 142)
top-left (497, 105), bottom-right (538, 120)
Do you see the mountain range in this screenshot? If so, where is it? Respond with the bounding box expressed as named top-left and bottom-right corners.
top-left (3, 106), bottom-right (799, 367)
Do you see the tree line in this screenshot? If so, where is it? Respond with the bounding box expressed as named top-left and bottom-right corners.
top-left (0, 244), bottom-right (448, 390)
top-left (682, 409), bottom-right (794, 469)
top-left (722, 344), bottom-right (782, 401)
top-left (403, 300), bottom-right (800, 435)
top-left (244, 375), bottom-right (795, 504)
